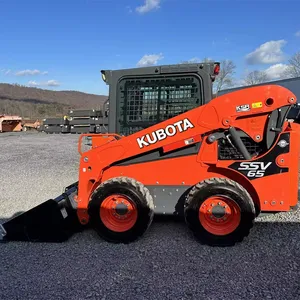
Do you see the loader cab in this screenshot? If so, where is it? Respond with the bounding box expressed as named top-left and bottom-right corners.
top-left (101, 62), bottom-right (220, 135)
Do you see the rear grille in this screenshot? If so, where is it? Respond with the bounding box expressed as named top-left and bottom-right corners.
top-left (218, 137), bottom-right (263, 160)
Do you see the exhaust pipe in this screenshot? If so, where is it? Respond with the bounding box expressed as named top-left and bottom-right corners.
top-left (0, 182), bottom-right (83, 242)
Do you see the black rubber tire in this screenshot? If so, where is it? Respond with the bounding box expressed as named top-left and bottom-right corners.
top-left (88, 176), bottom-right (154, 244)
top-left (184, 177), bottom-right (256, 247)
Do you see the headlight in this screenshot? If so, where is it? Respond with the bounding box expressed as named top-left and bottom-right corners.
top-left (101, 70), bottom-right (106, 82)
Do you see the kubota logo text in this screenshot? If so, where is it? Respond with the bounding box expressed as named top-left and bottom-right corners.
top-left (238, 162), bottom-right (272, 178)
top-left (136, 118), bottom-right (194, 148)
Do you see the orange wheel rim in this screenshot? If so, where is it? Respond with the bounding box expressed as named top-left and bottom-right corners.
top-left (199, 196), bottom-right (241, 236)
top-left (100, 194), bottom-right (138, 232)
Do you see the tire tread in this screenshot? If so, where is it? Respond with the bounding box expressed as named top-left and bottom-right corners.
top-left (184, 177), bottom-right (256, 247)
top-left (89, 176), bottom-right (154, 243)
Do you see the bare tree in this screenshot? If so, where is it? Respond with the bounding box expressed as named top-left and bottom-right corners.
top-left (179, 58), bottom-right (236, 92)
top-left (214, 59), bottom-right (236, 92)
top-left (243, 70), bottom-right (268, 86)
top-left (284, 51), bottom-right (300, 78)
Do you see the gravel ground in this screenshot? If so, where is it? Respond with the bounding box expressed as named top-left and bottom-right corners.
top-left (1, 132), bottom-right (300, 300)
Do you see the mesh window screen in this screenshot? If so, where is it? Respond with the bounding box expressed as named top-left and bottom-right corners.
top-left (118, 76), bottom-right (202, 135)
top-left (218, 137), bottom-right (264, 160)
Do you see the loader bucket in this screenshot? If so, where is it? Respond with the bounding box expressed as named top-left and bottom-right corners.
top-left (0, 182), bottom-right (83, 242)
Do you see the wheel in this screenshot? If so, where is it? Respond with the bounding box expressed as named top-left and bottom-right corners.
top-left (184, 177), bottom-right (256, 246)
top-left (88, 176), bottom-right (154, 243)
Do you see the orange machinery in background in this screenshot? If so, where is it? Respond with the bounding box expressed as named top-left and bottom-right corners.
top-left (0, 115), bottom-right (23, 132)
top-left (22, 119), bottom-right (41, 131)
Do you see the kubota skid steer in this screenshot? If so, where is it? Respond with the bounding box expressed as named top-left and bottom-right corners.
top-left (1, 84), bottom-right (300, 246)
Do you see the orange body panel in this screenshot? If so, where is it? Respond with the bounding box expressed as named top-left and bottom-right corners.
top-left (78, 133), bottom-right (123, 155)
top-left (74, 85), bottom-right (298, 224)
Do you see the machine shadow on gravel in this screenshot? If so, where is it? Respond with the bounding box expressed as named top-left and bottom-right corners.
top-left (1, 213), bottom-right (300, 250)
top-left (151, 214), bottom-right (300, 247)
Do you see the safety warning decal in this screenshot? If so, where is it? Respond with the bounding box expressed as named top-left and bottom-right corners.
top-left (252, 102), bottom-right (263, 109)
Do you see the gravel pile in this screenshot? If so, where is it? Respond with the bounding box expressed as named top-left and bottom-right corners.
top-left (1, 132), bottom-right (300, 300)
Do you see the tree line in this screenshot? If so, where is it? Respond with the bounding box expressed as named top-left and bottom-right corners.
top-left (182, 50), bottom-right (300, 93)
top-left (0, 99), bottom-right (71, 119)
top-left (216, 51), bottom-right (300, 92)
top-left (0, 83), bottom-right (107, 119)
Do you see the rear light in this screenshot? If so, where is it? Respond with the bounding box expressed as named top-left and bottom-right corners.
top-left (214, 64), bottom-right (220, 75)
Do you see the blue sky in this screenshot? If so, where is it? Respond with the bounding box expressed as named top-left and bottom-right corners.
top-left (0, 0), bottom-right (299, 95)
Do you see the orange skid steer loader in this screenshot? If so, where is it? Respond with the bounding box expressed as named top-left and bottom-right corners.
top-left (1, 85), bottom-right (300, 246)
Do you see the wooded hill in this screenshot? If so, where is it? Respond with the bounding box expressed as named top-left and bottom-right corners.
top-left (0, 83), bottom-right (108, 119)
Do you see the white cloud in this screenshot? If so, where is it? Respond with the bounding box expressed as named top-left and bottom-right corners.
top-left (186, 57), bottom-right (201, 63)
top-left (136, 0), bottom-right (160, 14)
top-left (295, 30), bottom-right (300, 37)
top-left (28, 81), bottom-right (39, 87)
top-left (15, 69), bottom-right (48, 76)
top-left (137, 53), bottom-right (164, 67)
top-left (1, 69), bottom-right (12, 75)
top-left (1, 68), bottom-right (48, 76)
top-left (264, 63), bottom-right (289, 80)
top-left (180, 57), bottom-right (214, 64)
top-left (46, 80), bottom-right (60, 86)
top-left (28, 80), bottom-right (60, 87)
top-left (245, 40), bottom-right (287, 65)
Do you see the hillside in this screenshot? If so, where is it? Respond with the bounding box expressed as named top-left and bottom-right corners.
top-left (0, 83), bottom-right (108, 119)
